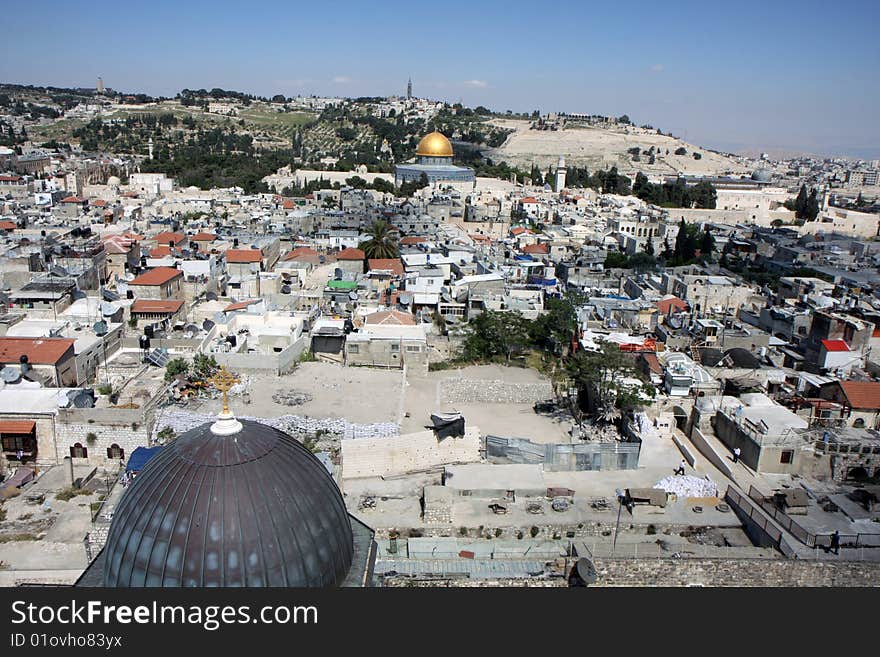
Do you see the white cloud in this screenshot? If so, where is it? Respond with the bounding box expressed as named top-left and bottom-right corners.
top-left (650, 64), bottom-right (665, 72)
top-left (332, 76), bottom-right (352, 84)
top-left (463, 79), bottom-right (488, 88)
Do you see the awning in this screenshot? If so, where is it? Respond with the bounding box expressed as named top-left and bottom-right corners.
top-left (0, 420), bottom-right (36, 434)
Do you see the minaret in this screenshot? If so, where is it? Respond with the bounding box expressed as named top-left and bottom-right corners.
top-left (97, 77), bottom-right (104, 94)
top-left (407, 77), bottom-right (412, 100)
top-left (555, 155), bottom-right (567, 193)
top-left (147, 136), bottom-right (154, 160)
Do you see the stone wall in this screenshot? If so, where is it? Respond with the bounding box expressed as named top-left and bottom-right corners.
top-left (440, 379), bottom-right (553, 404)
top-left (55, 407), bottom-right (153, 466)
top-left (590, 558), bottom-right (880, 587)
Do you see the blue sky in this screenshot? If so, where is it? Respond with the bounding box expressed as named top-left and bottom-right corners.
top-left (2, 0), bottom-right (878, 158)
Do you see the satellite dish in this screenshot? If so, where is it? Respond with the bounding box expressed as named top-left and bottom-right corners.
top-left (93, 320), bottom-right (108, 336)
top-left (281, 285), bottom-right (291, 294)
top-left (206, 291), bottom-right (218, 301)
top-left (202, 319), bottom-right (215, 331)
top-left (1, 368), bottom-right (21, 384)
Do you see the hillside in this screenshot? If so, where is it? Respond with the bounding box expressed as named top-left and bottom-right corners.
top-left (486, 118), bottom-right (752, 176)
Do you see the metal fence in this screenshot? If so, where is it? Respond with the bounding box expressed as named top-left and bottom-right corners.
top-left (485, 436), bottom-right (641, 471)
top-left (747, 485), bottom-right (880, 549)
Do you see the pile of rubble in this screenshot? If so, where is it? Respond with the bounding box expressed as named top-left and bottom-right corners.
top-left (272, 390), bottom-right (314, 407)
top-left (653, 475), bottom-right (718, 499)
top-left (152, 409), bottom-right (399, 441)
top-left (441, 379), bottom-right (553, 404)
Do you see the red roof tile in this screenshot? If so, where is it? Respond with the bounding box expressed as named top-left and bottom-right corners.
top-left (224, 300), bottom-right (261, 312)
top-left (821, 339), bottom-right (850, 352)
top-left (129, 266), bottom-right (182, 286)
top-left (131, 299), bottom-right (184, 314)
top-left (191, 232), bottom-right (217, 242)
top-left (337, 247), bottom-right (365, 261)
top-left (60, 196), bottom-right (87, 203)
top-left (283, 247), bottom-right (320, 262)
top-left (522, 243), bottom-right (548, 255)
top-left (400, 236), bottom-right (427, 245)
top-left (658, 296), bottom-right (688, 315)
top-left (154, 231), bottom-right (186, 245)
top-left (364, 310), bottom-right (416, 326)
top-left (0, 337), bottom-right (75, 364)
top-left (0, 420), bottom-right (36, 434)
top-left (368, 258), bottom-right (404, 276)
top-left (149, 246), bottom-right (173, 258)
top-left (225, 249), bottom-right (263, 263)
top-left (0, 221), bottom-right (17, 231)
top-left (839, 381), bottom-right (880, 410)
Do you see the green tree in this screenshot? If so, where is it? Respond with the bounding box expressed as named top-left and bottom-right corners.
top-left (794, 184), bottom-right (809, 219)
top-left (700, 226), bottom-right (715, 257)
top-left (359, 219), bottom-right (399, 259)
top-left (461, 311), bottom-right (531, 362)
top-left (566, 341), bottom-right (653, 422)
top-left (164, 358), bottom-right (189, 381)
top-left (528, 294), bottom-right (582, 355)
top-left (805, 188), bottom-right (820, 221)
top-left (530, 164), bottom-right (543, 187)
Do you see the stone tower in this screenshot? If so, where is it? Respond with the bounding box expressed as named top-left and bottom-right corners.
top-left (555, 155), bottom-right (567, 192)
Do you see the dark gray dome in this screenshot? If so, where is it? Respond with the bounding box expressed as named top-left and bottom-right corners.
top-left (751, 168), bottom-right (772, 182)
top-left (103, 419), bottom-right (353, 587)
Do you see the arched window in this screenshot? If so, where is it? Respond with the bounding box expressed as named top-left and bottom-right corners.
top-left (107, 444), bottom-right (124, 460)
top-left (853, 417), bottom-right (866, 429)
top-left (70, 442), bottom-right (88, 458)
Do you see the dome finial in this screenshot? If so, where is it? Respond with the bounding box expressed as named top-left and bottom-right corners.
top-left (208, 366), bottom-right (243, 435)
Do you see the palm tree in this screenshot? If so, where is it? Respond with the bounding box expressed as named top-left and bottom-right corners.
top-left (360, 220), bottom-right (399, 259)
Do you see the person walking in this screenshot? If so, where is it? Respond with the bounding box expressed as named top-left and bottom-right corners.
top-left (830, 531), bottom-right (840, 555)
top-left (733, 447), bottom-right (741, 464)
top-left (675, 459), bottom-right (686, 476)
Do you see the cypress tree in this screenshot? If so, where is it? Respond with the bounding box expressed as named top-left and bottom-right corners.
top-left (794, 184), bottom-right (808, 219)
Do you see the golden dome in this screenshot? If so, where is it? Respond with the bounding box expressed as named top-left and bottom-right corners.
top-left (416, 131), bottom-right (454, 157)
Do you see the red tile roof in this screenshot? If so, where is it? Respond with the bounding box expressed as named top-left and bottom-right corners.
top-left (129, 266), bottom-right (182, 286)
top-left (0, 420), bottom-right (36, 434)
top-left (225, 249), bottom-right (263, 263)
top-left (337, 247), bottom-right (365, 261)
top-left (0, 337), bottom-right (75, 364)
top-left (149, 246), bottom-right (173, 258)
top-left (91, 199), bottom-right (108, 207)
top-left (821, 339), bottom-right (850, 352)
top-left (0, 175), bottom-right (23, 182)
top-left (0, 220), bottom-right (17, 231)
top-left (154, 231), bottom-right (186, 245)
top-left (657, 296), bottom-right (688, 315)
top-left (60, 195), bottom-right (87, 203)
top-left (368, 258), bottom-right (404, 276)
top-left (511, 227), bottom-right (531, 236)
top-left (131, 299), bottom-right (184, 314)
top-left (283, 247), bottom-right (320, 262)
top-left (521, 197), bottom-right (538, 204)
top-left (191, 232), bottom-right (217, 242)
top-left (400, 236), bottom-right (427, 245)
top-left (224, 299), bottom-right (261, 312)
top-left (838, 381), bottom-right (880, 410)
top-left (282, 199), bottom-right (295, 210)
top-left (522, 243), bottom-right (549, 255)
top-left (364, 310), bottom-right (416, 326)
